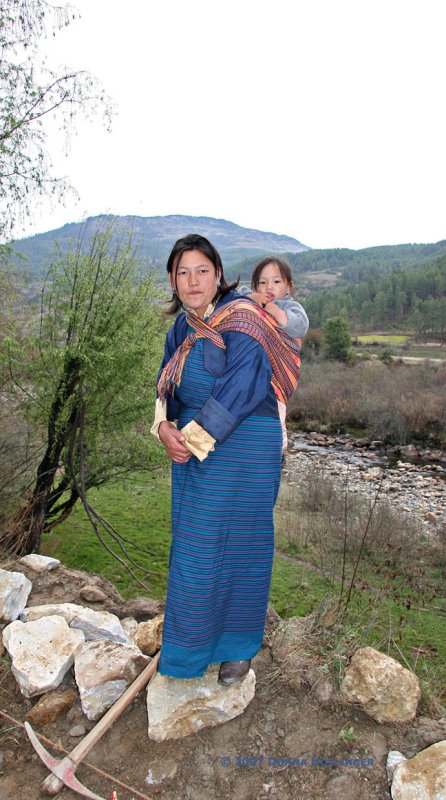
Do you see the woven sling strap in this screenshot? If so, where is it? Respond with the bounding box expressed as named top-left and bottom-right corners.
top-left (157, 298), bottom-right (301, 405)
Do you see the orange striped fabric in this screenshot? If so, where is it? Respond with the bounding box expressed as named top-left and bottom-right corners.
top-left (157, 298), bottom-right (301, 405)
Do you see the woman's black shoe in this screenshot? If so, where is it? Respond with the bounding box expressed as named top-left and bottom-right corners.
top-left (218, 660), bottom-right (251, 686)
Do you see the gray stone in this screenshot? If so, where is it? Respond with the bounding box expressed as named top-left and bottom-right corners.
top-left (19, 554), bottom-right (60, 572)
top-left (0, 568), bottom-right (32, 622)
top-left (400, 444), bottom-right (419, 459)
top-left (387, 750), bottom-right (407, 781)
top-left (79, 585), bottom-right (108, 603)
top-left (144, 759), bottom-right (178, 792)
top-left (69, 724), bottom-right (87, 738)
top-left (108, 597), bottom-right (164, 621)
top-left (20, 602), bottom-right (128, 643)
top-left (362, 466), bottom-right (383, 480)
top-left (121, 617), bottom-right (138, 642)
top-left (146, 664), bottom-right (255, 741)
top-left (74, 640), bottom-right (149, 721)
top-left (341, 647), bottom-right (420, 723)
top-left (391, 740), bottom-right (446, 799)
top-left (3, 615), bottom-right (84, 697)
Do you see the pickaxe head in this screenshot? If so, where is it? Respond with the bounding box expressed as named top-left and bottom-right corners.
top-left (24, 721), bottom-right (107, 800)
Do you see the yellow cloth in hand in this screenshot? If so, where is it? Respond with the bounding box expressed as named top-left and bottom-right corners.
top-left (180, 420), bottom-right (216, 462)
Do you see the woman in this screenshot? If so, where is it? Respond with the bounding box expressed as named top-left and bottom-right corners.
top-left (152, 234), bottom-right (300, 685)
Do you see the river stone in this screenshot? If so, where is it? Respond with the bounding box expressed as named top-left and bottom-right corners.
top-left (391, 741), bottom-right (446, 800)
top-left (25, 689), bottom-right (78, 725)
top-left (340, 647), bottom-right (420, 723)
top-left (146, 664), bottom-right (256, 741)
top-left (74, 640), bottom-right (149, 721)
top-left (2, 615), bottom-right (85, 697)
top-left (400, 444), bottom-right (419, 459)
top-left (0, 569), bottom-right (32, 622)
top-left (19, 554), bottom-right (60, 572)
top-left (134, 615), bottom-right (164, 656)
top-left (20, 602), bottom-right (128, 643)
top-left (362, 466), bottom-right (383, 480)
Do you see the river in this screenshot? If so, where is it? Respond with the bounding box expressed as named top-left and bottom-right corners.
top-left (284, 431), bottom-right (446, 529)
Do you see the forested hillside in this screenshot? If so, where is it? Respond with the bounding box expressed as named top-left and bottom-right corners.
top-left (232, 241), bottom-right (446, 285)
top-left (305, 252), bottom-right (446, 334)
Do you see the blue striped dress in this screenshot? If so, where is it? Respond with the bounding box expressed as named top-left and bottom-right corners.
top-left (158, 295), bottom-right (282, 678)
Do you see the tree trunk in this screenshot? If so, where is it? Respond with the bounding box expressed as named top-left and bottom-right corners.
top-left (0, 358), bottom-right (80, 556)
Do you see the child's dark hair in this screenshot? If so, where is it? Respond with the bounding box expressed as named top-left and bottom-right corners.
top-left (251, 256), bottom-right (294, 295)
top-left (165, 233), bottom-right (239, 315)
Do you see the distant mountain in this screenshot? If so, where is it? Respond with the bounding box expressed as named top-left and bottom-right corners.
top-left (10, 214), bottom-right (309, 278)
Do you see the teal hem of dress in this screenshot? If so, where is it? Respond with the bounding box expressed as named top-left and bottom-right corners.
top-left (158, 630), bottom-right (263, 679)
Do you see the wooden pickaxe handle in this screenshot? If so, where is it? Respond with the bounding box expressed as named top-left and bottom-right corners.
top-left (28, 651), bottom-right (159, 797)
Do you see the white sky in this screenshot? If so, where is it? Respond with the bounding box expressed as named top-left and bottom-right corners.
top-left (19, 0), bottom-right (446, 250)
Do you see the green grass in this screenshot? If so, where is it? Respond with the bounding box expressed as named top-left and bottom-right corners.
top-left (42, 470), bottom-right (446, 713)
top-left (41, 471), bottom-right (172, 599)
top-left (356, 334), bottom-right (409, 344)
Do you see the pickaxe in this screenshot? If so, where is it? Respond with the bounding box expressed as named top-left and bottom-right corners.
top-left (25, 651), bottom-right (160, 799)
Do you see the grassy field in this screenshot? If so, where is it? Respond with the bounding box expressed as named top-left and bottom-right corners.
top-left (356, 334), bottom-right (409, 345)
top-left (354, 334), bottom-right (446, 360)
top-left (42, 470), bottom-right (446, 714)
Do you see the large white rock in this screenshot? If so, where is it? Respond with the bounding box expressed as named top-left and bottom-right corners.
top-left (2, 615), bottom-right (84, 697)
top-left (0, 568), bottom-right (32, 622)
top-left (20, 602), bottom-right (85, 624)
top-left (19, 554), bottom-right (60, 572)
top-left (391, 741), bottom-right (446, 800)
top-left (74, 640), bottom-right (149, 721)
top-left (20, 603), bottom-right (128, 643)
top-left (340, 647), bottom-right (420, 723)
top-left (146, 665), bottom-right (256, 741)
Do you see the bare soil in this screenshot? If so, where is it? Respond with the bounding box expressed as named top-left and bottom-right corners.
top-left (1, 562), bottom-right (445, 800)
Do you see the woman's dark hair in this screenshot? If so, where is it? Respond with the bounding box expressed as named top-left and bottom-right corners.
top-left (166, 233), bottom-right (239, 315)
top-left (251, 256), bottom-right (295, 296)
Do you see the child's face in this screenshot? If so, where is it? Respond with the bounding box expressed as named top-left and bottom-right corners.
top-left (256, 262), bottom-right (290, 301)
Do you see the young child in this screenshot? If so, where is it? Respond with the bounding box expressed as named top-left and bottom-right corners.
top-left (241, 256), bottom-right (309, 453)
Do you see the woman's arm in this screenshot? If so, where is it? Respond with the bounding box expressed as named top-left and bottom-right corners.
top-left (193, 331), bottom-right (274, 443)
top-left (151, 317), bottom-right (191, 463)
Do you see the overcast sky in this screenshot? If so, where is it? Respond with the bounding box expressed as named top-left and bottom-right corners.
top-left (19, 0), bottom-right (446, 250)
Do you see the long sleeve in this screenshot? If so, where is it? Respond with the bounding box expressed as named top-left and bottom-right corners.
top-left (194, 331), bottom-right (275, 443)
top-left (276, 297), bottom-right (309, 339)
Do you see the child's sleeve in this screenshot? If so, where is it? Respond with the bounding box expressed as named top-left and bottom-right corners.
top-left (278, 298), bottom-right (309, 339)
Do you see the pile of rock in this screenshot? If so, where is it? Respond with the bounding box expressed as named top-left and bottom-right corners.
top-left (0, 557), bottom-right (255, 741)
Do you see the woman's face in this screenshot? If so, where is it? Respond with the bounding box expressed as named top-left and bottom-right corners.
top-left (171, 249), bottom-right (221, 317)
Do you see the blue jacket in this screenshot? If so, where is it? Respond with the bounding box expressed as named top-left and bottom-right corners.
top-left (158, 290), bottom-right (279, 443)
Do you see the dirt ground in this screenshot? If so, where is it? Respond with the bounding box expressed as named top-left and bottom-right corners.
top-left (1, 562), bottom-right (445, 800)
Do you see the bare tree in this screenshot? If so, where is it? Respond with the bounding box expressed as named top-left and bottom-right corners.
top-left (0, 0), bottom-right (112, 239)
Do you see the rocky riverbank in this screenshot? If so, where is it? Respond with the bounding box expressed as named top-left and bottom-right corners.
top-left (285, 432), bottom-right (446, 529)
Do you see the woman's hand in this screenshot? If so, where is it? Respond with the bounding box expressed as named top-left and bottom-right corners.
top-left (158, 421), bottom-right (192, 464)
